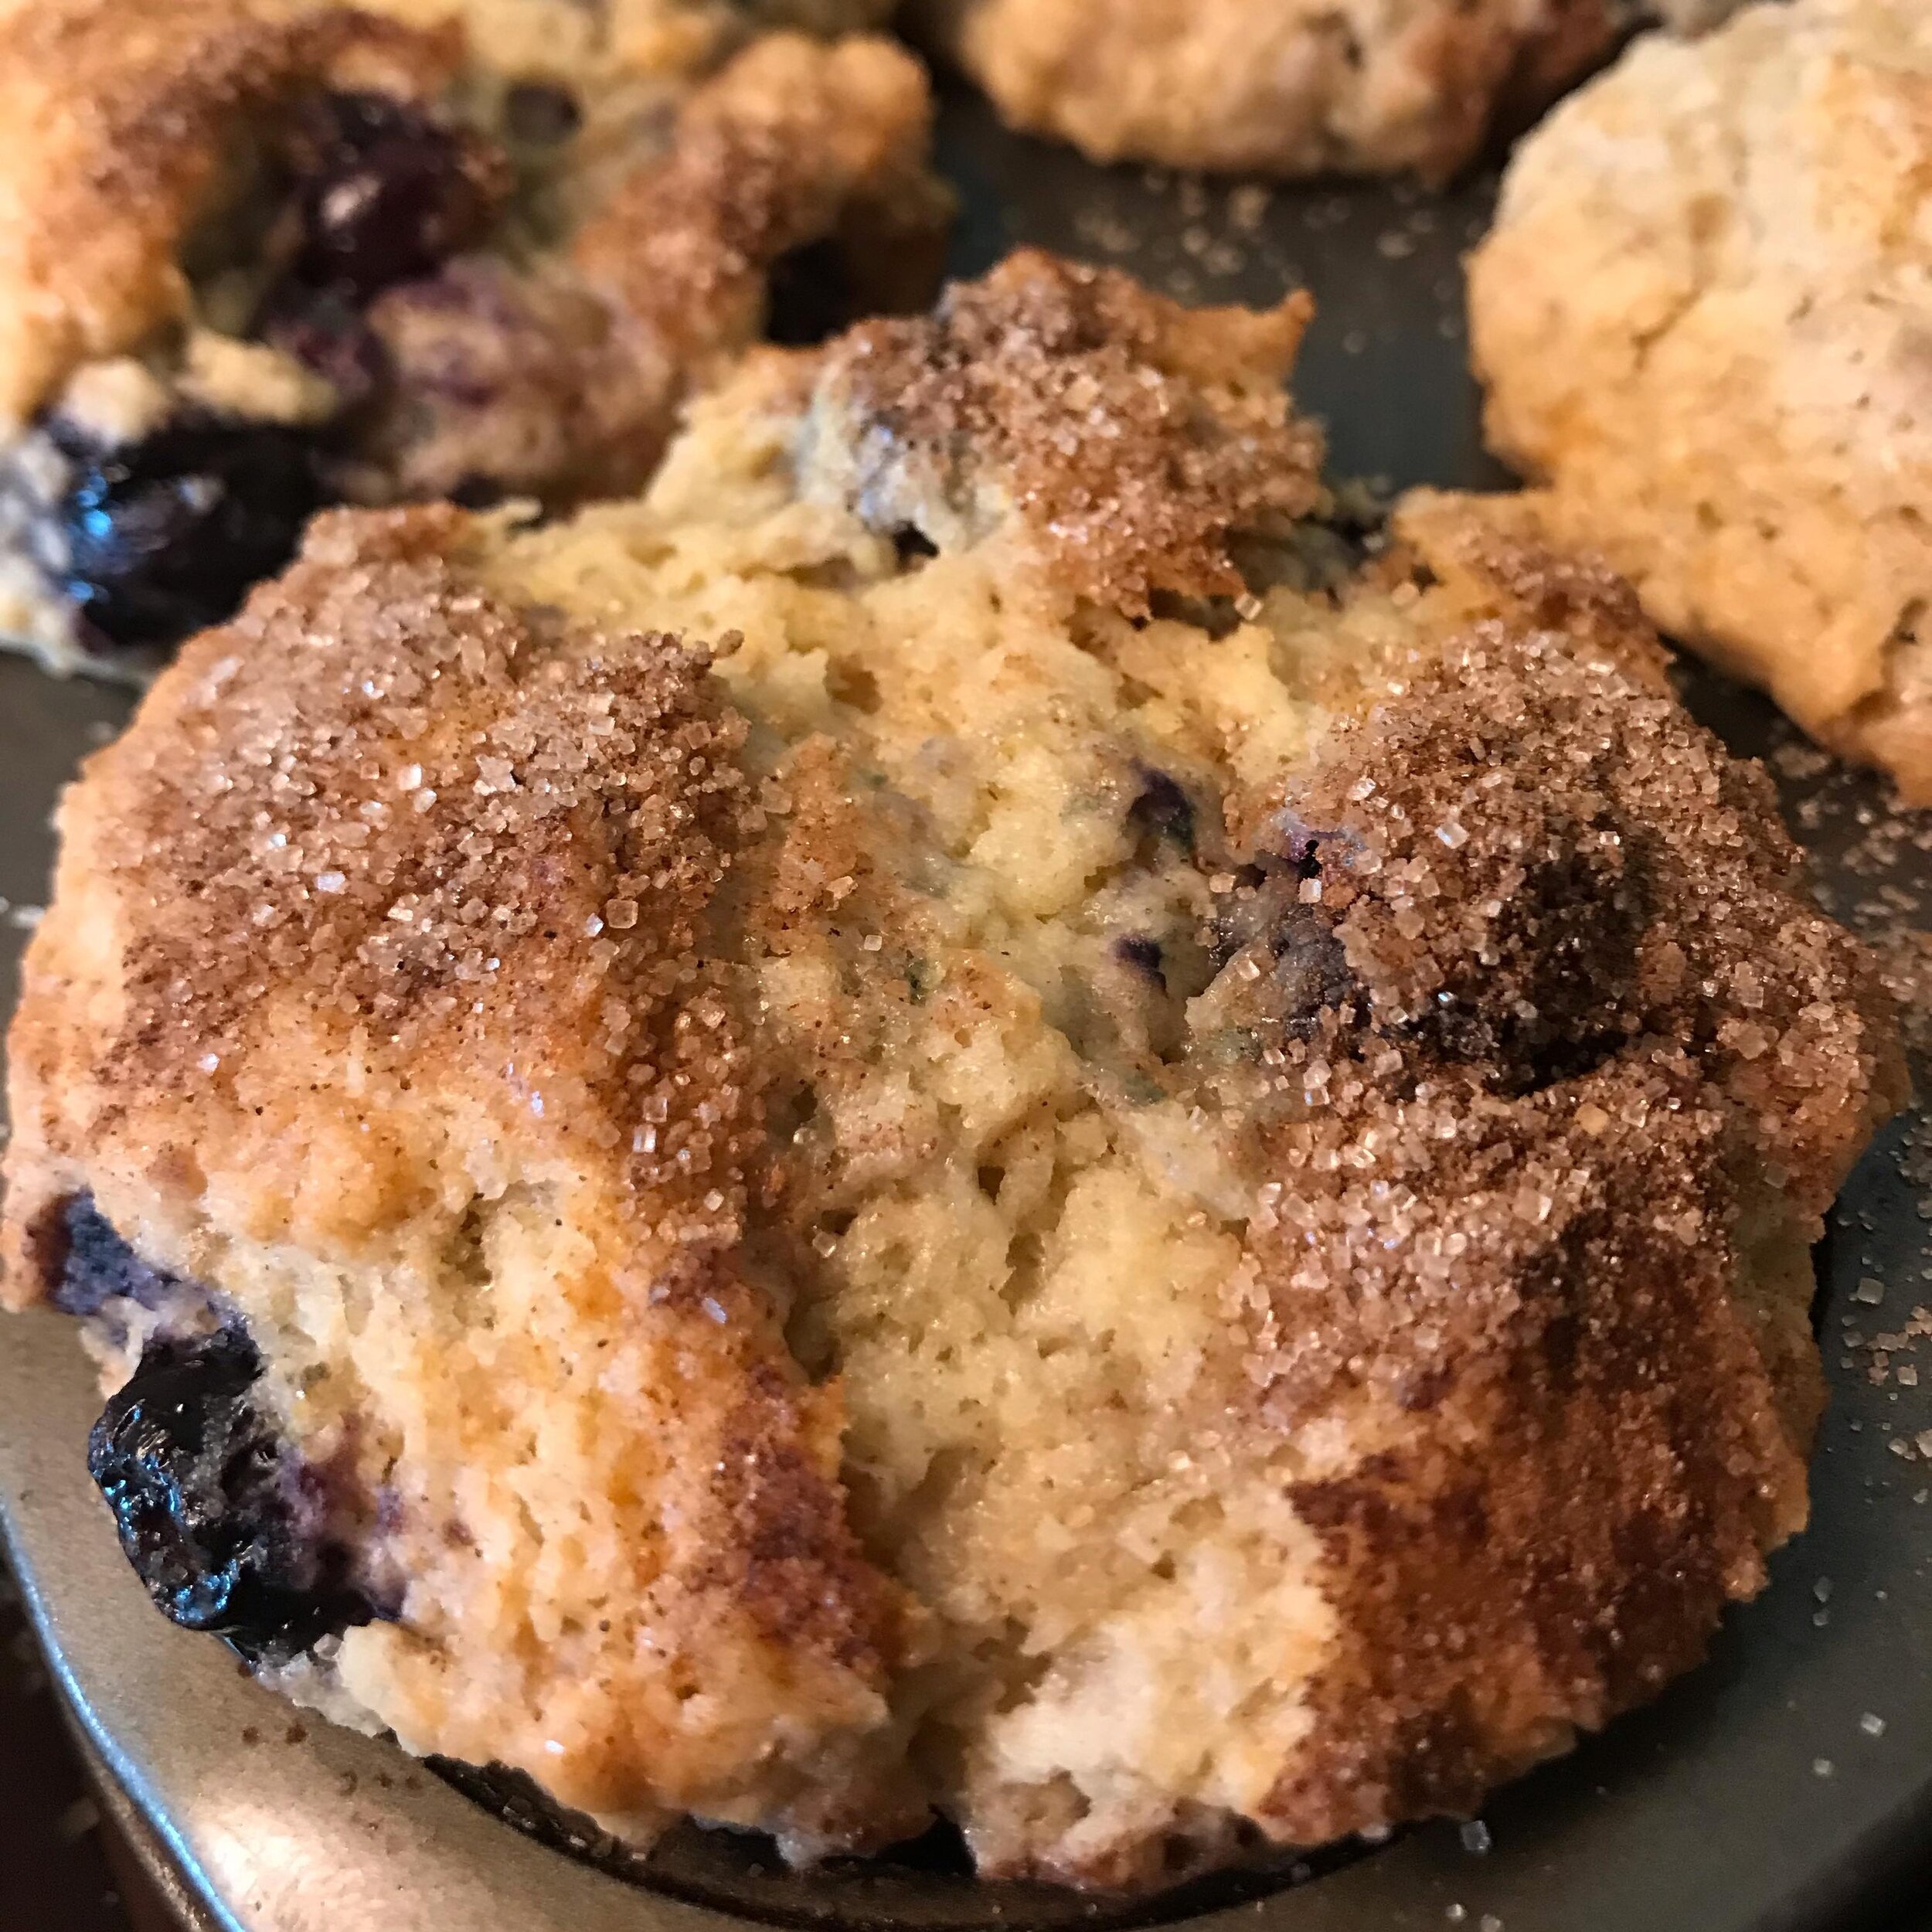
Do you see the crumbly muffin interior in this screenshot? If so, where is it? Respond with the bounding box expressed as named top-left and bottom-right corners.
top-left (495, 384), bottom-right (1374, 1876)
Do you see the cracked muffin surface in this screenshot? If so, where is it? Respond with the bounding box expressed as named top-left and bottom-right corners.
top-left (906, 0), bottom-right (1738, 180)
top-left (1470, 0), bottom-right (1932, 800)
top-left (0, 0), bottom-right (944, 676)
top-left (2, 252), bottom-right (1905, 1886)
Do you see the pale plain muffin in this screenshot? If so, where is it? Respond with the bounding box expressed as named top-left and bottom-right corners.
top-left (2, 253), bottom-right (1903, 1886)
top-left (1470, 0), bottom-right (1932, 799)
top-left (0, 0), bottom-right (944, 675)
top-left (906, 0), bottom-right (1749, 180)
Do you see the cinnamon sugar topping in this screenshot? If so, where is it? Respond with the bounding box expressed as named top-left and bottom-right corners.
top-left (800, 248), bottom-right (1323, 613)
top-left (90, 504), bottom-right (756, 1230)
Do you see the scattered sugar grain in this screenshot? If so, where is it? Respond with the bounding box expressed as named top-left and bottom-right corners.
top-left (1228, 184), bottom-right (1270, 232)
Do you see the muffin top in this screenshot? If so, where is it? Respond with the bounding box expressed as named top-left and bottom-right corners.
top-left (3, 253), bottom-right (1903, 1883)
top-left (903, 0), bottom-right (1722, 180)
top-left (1471, 0), bottom-right (1932, 798)
top-left (0, 0), bottom-right (934, 432)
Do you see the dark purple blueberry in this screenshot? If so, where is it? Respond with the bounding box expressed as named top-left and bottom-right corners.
top-left (1114, 934), bottom-right (1166, 982)
top-left (502, 81), bottom-right (582, 147)
top-left (892, 526), bottom-right (938, 563)
top-left (1147, 589), bottom-right (1240, 640)
top-left (49, 1192), bottom-right (183, 1320)
top-left (291, 93), bottom-right (505, 302)
top-left (1209, 869), bottom-right (1359, 1037)
top-left (46, 411), bottom-right (327, 651)
top-left (1127, 768), bottom-right (1196, 850)
top-left (448, 474), bottom-right (508, 509)
top-left (87, 1326), bottom-right (376, 1662)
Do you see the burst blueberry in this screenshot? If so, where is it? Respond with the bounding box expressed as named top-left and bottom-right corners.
top-left (44, 413), bottom-right (326, 651)
top-left (87, 1311), bottom-right (376, 1662)
top-left (1114, 934), bottom-right (1167, 982)
top-left (49, 1192), bottom-right (182, 1320)
top-left (291, 92), bottom-right (507, 302)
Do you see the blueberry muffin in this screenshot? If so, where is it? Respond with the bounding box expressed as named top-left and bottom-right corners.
top-left (2, 253), bottom-right (1903, 1886)
top-left (0, 0), bottom-right (944, 677)
top-left (1469, 0), bottom-right (1932, 798)
top-left (906, 0), bottom-right (1745, 180)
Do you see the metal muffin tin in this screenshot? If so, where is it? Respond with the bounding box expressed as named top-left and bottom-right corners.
top-left (5, 83), bottom-right (1932, 1932)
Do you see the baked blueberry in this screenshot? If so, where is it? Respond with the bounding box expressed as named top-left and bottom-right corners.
top-left (1126, 768), bottom-right (1196, 850)
top-left (46, 413), bottom-right (327, 651)
top-left (288, 92), bottom-right (509, 301)
top-left (501, 81), bottom-right (583, 148)
top-left (765, 237), bottom-right (865, 348)
top-left (49, 1193), bottom-right (187, 1321)
top-left (88, 1328), bottom-right (376, 1661)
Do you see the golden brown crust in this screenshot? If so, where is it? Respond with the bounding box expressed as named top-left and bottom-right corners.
top-left (797, 248), bottom-right (1323, 614)
top-left (1469, 0), bottom-right (1932, 801)
top-left (0, 0), bottom-right (458, 427)
top-left (1268, 1172), bottom-right (1795, 1835)
top-left (1386, 487), bottom-right (1675, 690)
top-left (911, 0), bottom-right (1624, 180)
top-left (1, 503), bottom-right (920, 1834)
top-left (573, 32), bottom-right (946, 371)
